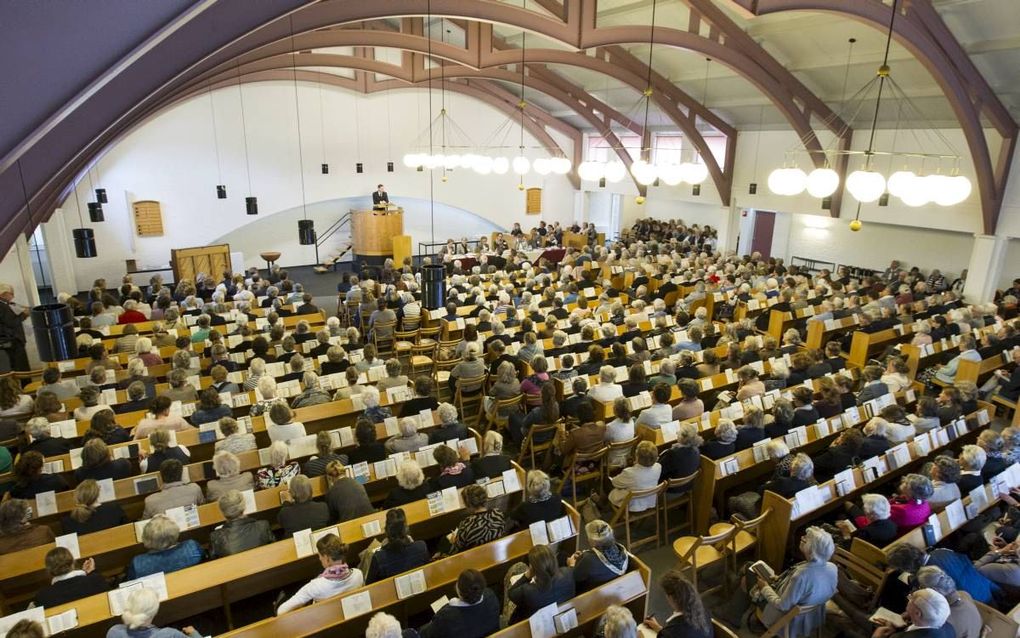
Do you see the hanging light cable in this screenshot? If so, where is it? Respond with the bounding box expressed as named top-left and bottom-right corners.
top-left (85, 167), bottom-right (104, 222)
top-left (426, 2), bottom-right (436, 243)
top-left (208, 82), bottom-right (227, 199)
top-left (318, 71), bottom-right (329, 174)
top-left (289, 17), bottom-right (315, 247)
top-left (236, 60), bottom-right (257, 215)
top-left (513, 0), bottom-right (530, 188)
top-left (630, 0), bottom-right (658, 200)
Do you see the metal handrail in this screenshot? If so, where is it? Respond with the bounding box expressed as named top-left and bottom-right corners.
top-left (316, 212), bottom-right (352, 248)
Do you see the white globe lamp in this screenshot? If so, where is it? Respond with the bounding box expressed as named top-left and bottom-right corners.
top-left (604, 161), bottom-right (626, 183)
top-left (512, 156), bottom-right (531, 175)
top-left (845, 169), bottom-right (886, 203)
top-left (686, 162), bottom-right (709, 185)
top-left (631, 160), bottom-right (657, 186)
top-left (806, 167), bottom-right (839, 198)
top-left (551, 158), bottom-right (572, 174)
top-left (886, 170), bottom-right (916, 198)
top-left (473, 155), bottom-right (494, 175)
top-left (533, 158), bottom-right (552, 175)
top-left (491, 157), bottom-right (509, 175)
top-left (658, 163), bottom-right (683, 186)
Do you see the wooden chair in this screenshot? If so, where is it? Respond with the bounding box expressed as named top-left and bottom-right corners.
top-left (710, 508), bottom-right (771, 581)
top-left (485, 393), bottom-right (525, 434)
top-left (712, 619), bottom-right (740, 638)
top-left (672, 526), bottom-right (734, 594)
top-left (419, 325), bottom-right (441, 345)
top-left (517, 422), bottom-right (561, 469)
top-left (410, 342), bottom-right (437, 378)
top-left (372, 320), bottom-right (397, 357)
top-left (434, 356), bottom-right (462, 402)
top-left (393, 328), bottom-right (418, 367)
top-left (975, 600), bottom-right (1020, 638)
top-left (455, 374), bottom-right (487, 426)
top-left (831, 546), bottom-right (889, 613)
top-left (606, 436), bottom-right (639, 473)
top-left (758, 603), bottom-right (823, 638)
top-left (609, 481), bottom-right (668, 551)
top-left (663, 470), bottom-right (700, 537)
top-left (564, 447), bottom-right (608, 508)
top-left (401, 315), bottom-right (421, 332)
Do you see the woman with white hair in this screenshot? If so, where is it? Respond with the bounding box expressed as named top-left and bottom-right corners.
top-left (834, 493), bottom-right (896, 546)
top-left (385, 416), bottom-right (429, 453)
top-left (597, 605), bottom-right (637, 638)
top-left (472, 430), bottom-right (512, 479)
top-left (450, 342), bottom-right (486, 394)
top-left (915, 566), bottom-right (983, 638)
top-left (209, 490), bottom-right (274, 558)
top-left (204, 450), bottom-right (255, 502)
top-left (125, 516), bottom-right (204, 579)
top-left (589, 365), bottom-right (624, 403)
top-left (365, 612), bottom-right (412, 638)
top-left (249, 375), bottom-right (287, 417)
top-left (429, 402), bottom-right (468, 443)
top-left (509, 470), bottom-right (565, 529)
top-left (659, 422), bottom-right (702, 493)
top-left (134, 337), bottom-right (163, 368)
top-left (383, 461), bottom-right (429, 508)
top-left (700, 419), bottom-right (738, 460)
top-left (106, 587), bottom-right (201, 638)
top-left (852, 474), bottom-right (933, 537)
top-left (255, 441), bottom-right (299, 489)
top-left (748, 526), bottom-right (837, 636)
top-left (957, 445), bottom-right (987, 494)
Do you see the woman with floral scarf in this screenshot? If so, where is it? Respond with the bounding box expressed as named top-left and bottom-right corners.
top-left (568, 519), bottom-right (630, 592)
top-left (430, 445), bottom-right (475, 491)
top-left (276, 534), bottom-right (364, 614)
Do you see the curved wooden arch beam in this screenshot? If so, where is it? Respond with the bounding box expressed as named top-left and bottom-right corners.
top-left (729, 0), bottom-right (1018, 232)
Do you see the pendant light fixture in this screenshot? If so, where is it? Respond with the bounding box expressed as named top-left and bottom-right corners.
top-left (514, 0), bottom-right (529, 190)
top-left (68, 178), bottom-right (97, 258)
top-left (749, 105), bottom-right (763, 194)
top-left (91, 157), bottom-right (108, 204)
top-left (85, 168), bottom-right (104, 222)
top-left (290, 17), bottom-right (315, 247)
top-left (208, 82), bottom-right (227, 198)
top-left (236, 60), bottom-right (257, 214)
top-left (426, 2), bottom-right (436, 243)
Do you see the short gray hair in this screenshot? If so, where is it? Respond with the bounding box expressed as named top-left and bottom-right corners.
top-left (437, 402), bottom-right (458, 425)
top-left (800, 525), bottom-right (834, 561)
top-left (916, 566), bottom-right (957, 597)
top-left (861, 493), bottom-right (891, 520)
top-left (960, 444), bottom-right (986, 471)
top-left (218, 490), bottom-right (246, 520)
top-left (601, 605), bottom-right (637, 638)
top-left (398, 417), bottom-right (419, 437)
top-left (28, 417), bottom-right (50, 439)
top-left (526, 470), bottom-right (551, 500)
top-left (269, 441), bottom-right (290, 467)
top-left (677, 422), bottom-right (703, 448)
top-left (396, 461), bottom-right (424, 490)
top-left (121, 587), bottom-right (160, 629)
top-left (362, 385), bottom-right (380, 408)
top-left (790, 453), bottom-right (814, 481)
top-left (302, 371), bottom-right (320, 389)
top-left (366, 612), bottom-right (403, 638)
top-left (715, 419), bottom-right (738, 444)
top-left (142, 515), bottom-right (180, 551)
top-left (599, 365), bottom-right (617, 383)
top-left (212, 451), bottom-right (240, 478)
top-left (908, 588), bottom-right (951, 628)
top-left (900, 473), bottom-right (935, 502)
top-left (289, 474), bottom-right (312, 503)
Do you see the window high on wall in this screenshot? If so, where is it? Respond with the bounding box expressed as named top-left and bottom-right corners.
top-left (586, 131), bottom-right (728, 166)
top-left (586, 133), bottom-right (641, 162)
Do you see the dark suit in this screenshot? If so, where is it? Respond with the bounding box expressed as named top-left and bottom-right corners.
top-left (372, 191), bottom-right (389, 205)
top-left (857, 382), bottom-right (890, 405)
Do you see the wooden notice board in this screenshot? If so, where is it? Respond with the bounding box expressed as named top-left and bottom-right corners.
top-left (171, 244), bottom-right (230, 284)
top-left (132, 200), bottom-right (164, 237)
top-left (525, 188), bottom-right (542, 214)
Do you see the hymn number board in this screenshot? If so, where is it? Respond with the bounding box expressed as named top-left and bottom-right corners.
top-left (132, 200), bottom-right (164, 237)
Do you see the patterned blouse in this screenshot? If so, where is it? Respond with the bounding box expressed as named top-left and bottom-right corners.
top-left (256, 461), bottom-right (300, 489)
top-left (450, 509), bottom-right (507, 554)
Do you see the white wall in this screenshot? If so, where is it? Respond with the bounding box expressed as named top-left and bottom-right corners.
top-left (50, 82), bottom-right (576, 291)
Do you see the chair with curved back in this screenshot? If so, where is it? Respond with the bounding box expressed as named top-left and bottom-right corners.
top-left (418, 325), bottom-right (441, 346)
top-left (392, 327), bottom-right (418, 369)
top-left (758, 603), bottom-right (824, 638)
top-left (372, 319), bottom-right (397, 357)
top-left (410, 341), bottom-right (437, 379)
top-left (485, 393), bottom-right (526, 434)
top-left (671, 526), bottom-right (734, 594)
top-left (454, 374), bottom-right (488, 426)
top-left (663, 470), bottom-right (701, 537)
top-left (433, 356), bottom-right (462, 402)
top-left (608, 480), bottom-right (668, 551)
top-left (517, 422), bottom-right (562, 469)
top-left (564, 446), bottom-right (608, 509)
top-left (709, 508), bottom-right (772, 582)
top-left (606, 436), bottom-right (640, 474)
top-left (400, 315), bottom-right (421, 332)
top-left (713, 619), bottom-right (740, 638)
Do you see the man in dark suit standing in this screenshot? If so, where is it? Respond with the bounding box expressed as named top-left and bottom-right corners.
top-left (372, 184), bottom-right (389, 207)
top-left (0, 283), bottom-right (29, 372)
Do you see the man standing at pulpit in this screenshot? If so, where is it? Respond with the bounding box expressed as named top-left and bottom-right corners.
top-left (372, 184), bottom-right (389, 208)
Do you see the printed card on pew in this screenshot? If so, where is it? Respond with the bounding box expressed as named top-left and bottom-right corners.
top-left (991, 473), bottom-right (1010, 498)
top-left (55, 532), bottom-right (81, 559)
top-left (42, 459), bottom-right (64, 475)
top-left (977, 409), bottom-right (991, 426)
top-left (834, 469), bottom-right (857, 497)
top-left (529, 520), bottom-right (550, 546)
top-left (719, 456), bottom-right (740, 477)
top-left (813, 419), bottom-right (830, 439)
top-left (241, 489), bottom-right (257, 515)
top-left (361, 518), bottom-right (382, 538)
top-left (861, 457), bottom-right (885, 482)
top-left (35, 490), bottom-right (57, 517)
top-left (292, 529), bottom-right (315, 557)
top-left (373, 458), bottom-right (397, 479)
top-left (970, 485), bottom-right (990, 513)
top-left (458, 437), bottom-right (478, 457)
top-left (0, 607), bottom-right (46, 637)
top-left (945, 500), bottom-right (967, 531)
top-left (926, 514), bottom-right (943, 543)
top-left (752, 439), bottom-right (771, 463)
top-left (547, 516), bottom-right (573, 543)
top-left (419, 409), bottom-right (435, 428)
top-left (554, 608), bottom-right (579, 634)
top-left (912, 433), bottom-right (932, 458)
top-left (502, 469), bottom-right (522, 493)
top-left (660, 421), bottom-right (679, 444)
top-left (1006, 463), bottom-right (1020, 488)
top-left (427, 492), bottom-right (445, 517)
top-left (49, 419), bottom-right (77, 439)
top-left (47, 608), bottom-right (79, 634)
top-left (383, 417), bottom-right (400, 437)
top-left (109, 572), bottom-right (169, 615)
top-left (394, 570), bottom-right (427, 600)
top-left (485, 479), bottom-right (505, 498)
top-left (340, 590), bottom-right (373, 619)
top-left (792, 485), bottom-right (823, 517)
top-left (886, 444), bottom-right (911, 471)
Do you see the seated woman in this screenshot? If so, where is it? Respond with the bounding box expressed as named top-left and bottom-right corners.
top-left (383, 461), bottom-right (430, 508)
top-left (734, 406), bottom-right (767, 452)
top-left (190, 388), bottom-right (232, 426)
top-left (448, 485), bottom-right (507, 555)
top-left (854, 474), bottom-right (933, 537)
top-left (347, 417), bottom-right (387, 464)
top-left (0, 499), bottom-right (55, 554)
top-left (276, 534), bottom-right (364, 614)
top-left (762, 453), bottom-right (814, 499)
top-left (449, 343), bottom-right (486, 395)
top-left (881, 357), bottom-right (912, 393)
top-left (75, 438), bottom-right (132, 482)
top-left (641, 570), bottom-right (713, 638)
top-left (139, 428), bottom-right (191, 473)
top-left (520, 356), bottom-right (550, 405)
top-left (126, 515), bottom-right (204, 579)
top-left (257, 441), bottom-right (300, 489)
top-left (386, 417), bottom-right (429, 454)
top-left (835, 493), bottom-right (897, 547)
top-left (429, 402), bottom-right (468, 444)
top-left (746, 526), bottom-right (837, 636)
top-left (205, 450), bottom-right (255, 503)
top-left (427, 445), bottom-right (473, 490)
top-left (33, 546), bottom-right (109, 608)
top-left (908, 396), bottom-right (942, 434)
top-left (106, 587), bottom-right (201, 638)
top-left (472, 431), bottom-right (513, 479)
top-left (509, 382), bottom-right (560, 446)
top-left (266, 403), bottom-right (307, 443)
top-left (927, 455), bottom-right (963, 510)
top-left (659, 423), bottom-right (701, 493)
top-left (813, 429), bottom-right (864, 483)
top-left (214, 417), bottom-right (257, 455)
top-left (301, 431), bottom-right (348, 478)
top-left (671, 379), bottom-right (704, 421)
top-left (419, 568), bottom-right (501, 638)
top-left (366, 509), bottom-right (429, 584)
top-left (880, 404), bottom-right (916, 444)
top-left (361, 386), bottom-right (392, 424)
top-left (507, 544), bottom-right (575, 624)
top-left (700, 420), bottom-right (738, 460)
top-left (21, 417), bottom-right (72, 457)
top-left (324, 460), bottom-right (375, 522)
top-left (134, 395), bottom-right (195, 439)
top-left (250, 376), bottom-right (288, 417)
top-left (568, 519), bottom-right (630, 592)
top-left (61, 479), bottom-right (127, 535)
top-left (400, 375), bottom-right (440, 417)
top-left (509, 470), bottom-right (565, 530)
top-left (33, 390), bottom-right (68, 422)
top-left (10, 451), bottom-right (67, 499)
top-left (209, 490), bottom-right (275, 558)
top-left (278, 474), bottom-right (330, 537)
top-left (607, 441), bottom-right (661, 513)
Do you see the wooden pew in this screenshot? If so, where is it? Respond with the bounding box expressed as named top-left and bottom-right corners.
top-left (805, 315), bottom-right (859, 350)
